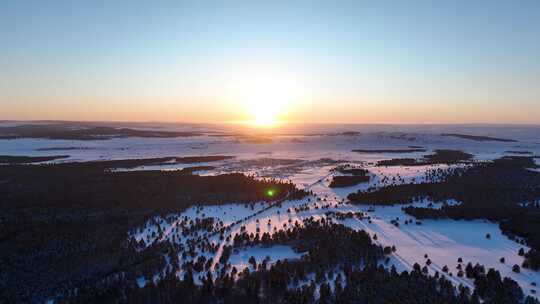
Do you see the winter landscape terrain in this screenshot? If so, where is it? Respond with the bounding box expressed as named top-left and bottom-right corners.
top-left (2, 121), bottom-right (540, 303)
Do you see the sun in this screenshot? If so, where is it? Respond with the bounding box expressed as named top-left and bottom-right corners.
top-left (245, 91), bottom-right (288, 127)
top-left (225, 65), bottom-right (301, 127)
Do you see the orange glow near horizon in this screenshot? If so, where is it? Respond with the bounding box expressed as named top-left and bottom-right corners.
top-left (244, 93), bottom-right (288, 127)
top-left (2, 2), bottom-right (540, 125)
top-left (223, 65), bottom-right (302, 128)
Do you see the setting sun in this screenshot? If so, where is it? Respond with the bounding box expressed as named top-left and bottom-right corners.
top-left (248, 101), bottom-right (278, 126)
top-left (245, 91), bottom-right (289, 127)
top-left (3, 2), bottom-right (540, 302)
top-left (224, 65), bottom-right (302, 127)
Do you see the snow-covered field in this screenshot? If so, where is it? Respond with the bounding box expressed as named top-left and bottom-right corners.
top-left (127, 161), bottom-right (540, 298)
top-left (2, 122), bottom-right (540, 298)
top-left (2, 122), bottom-right (539, 165)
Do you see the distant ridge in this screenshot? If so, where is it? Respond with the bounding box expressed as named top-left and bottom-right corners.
top-left (441, 133), bottom-right (517, 142)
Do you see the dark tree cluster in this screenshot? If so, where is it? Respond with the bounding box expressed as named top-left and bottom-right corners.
top-left (377, 158), bottom-right (419, 166)
top-left (352, 148), bottom-right (427, 153)
top-left (30, 211), bottom-right (538, 304)
top-left (0, 123), bottom-right (203, 140)
top-left (0, 154), bottom-right (69, 164)
top-left (329, 165), bottom-right (371, 188)
top-left (441, 133), bottom-right (517, 143)
top-left (324, 211), bottom-right (367, 220)
top-left (350, 156), bottom-right (540, 272)
top-left (463, 263), bottom-right (528, 303)
top-left (377, 149), bottom-right (473, 166)
top-left (77, 258), bottom-right (540, 304)
top-left (329, 175), bottom-right (371, 188)
top-left (0, 160), bottom-right (302, 303)
top-left (231, 217), bottom-right (385, 269)
top-left (68, 155), bottom-right (232, 170)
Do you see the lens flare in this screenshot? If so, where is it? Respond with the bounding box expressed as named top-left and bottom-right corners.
top-left (266, 189), bottom-right (276, 198)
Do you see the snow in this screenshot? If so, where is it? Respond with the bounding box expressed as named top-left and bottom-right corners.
top-left (2, 123), bottom-right (539, 166)
top-left (136, 276), bottom-right (147, 288)
top-left (138, 180), bottom-right (537, 298)
top-left (126, 154), bottom-right (539, 299)
top-left (335, 202), bottom-right (540, 297)
top-left (229, 245), bottom-right (304, 270)
top-left (4, 123), bottom-right (540, 298)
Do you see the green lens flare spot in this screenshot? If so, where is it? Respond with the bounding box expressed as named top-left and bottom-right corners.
top-left (266, 189), bottom-right (275, 197)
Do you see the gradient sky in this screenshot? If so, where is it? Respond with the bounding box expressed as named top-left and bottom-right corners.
top-left (1, 0), bottom-right (539, 124)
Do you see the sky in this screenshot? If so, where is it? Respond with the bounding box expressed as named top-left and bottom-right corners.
top-left (1, 0), bottom-right (539, 124)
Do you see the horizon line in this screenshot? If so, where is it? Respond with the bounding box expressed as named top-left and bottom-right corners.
top-left (1, 119), bottom-right (540, 127)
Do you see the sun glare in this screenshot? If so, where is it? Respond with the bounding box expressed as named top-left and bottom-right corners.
top-left (225, 66), bottom-right (301, 127)
top-left (246, 91), bottom-right (288, 127)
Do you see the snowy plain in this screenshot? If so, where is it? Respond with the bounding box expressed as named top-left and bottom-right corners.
top-left (2, 122), bottom-right (540, 298)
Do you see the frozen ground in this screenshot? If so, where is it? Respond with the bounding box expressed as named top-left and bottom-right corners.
top-left (1, 122), bottom-right (539, 165)
top-left (229, 245), bottom-right (303, 271)
top-left (340, 203), bottom-right (540, 295)
top-left (129, 161), bottom-right (540, 298)
top-left (3, 122), bottom-right (540, 298)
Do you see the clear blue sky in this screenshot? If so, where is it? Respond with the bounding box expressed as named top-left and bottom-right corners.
top-left (1, 0), bottom-right (539, 123)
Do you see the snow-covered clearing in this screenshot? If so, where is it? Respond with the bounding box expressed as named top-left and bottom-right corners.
top-left (130, 161), bottom-right (540, 298)
top-left (229, 245), bottom-right (303, 270)
top-left (4, 123), bottom-right (540, 298)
